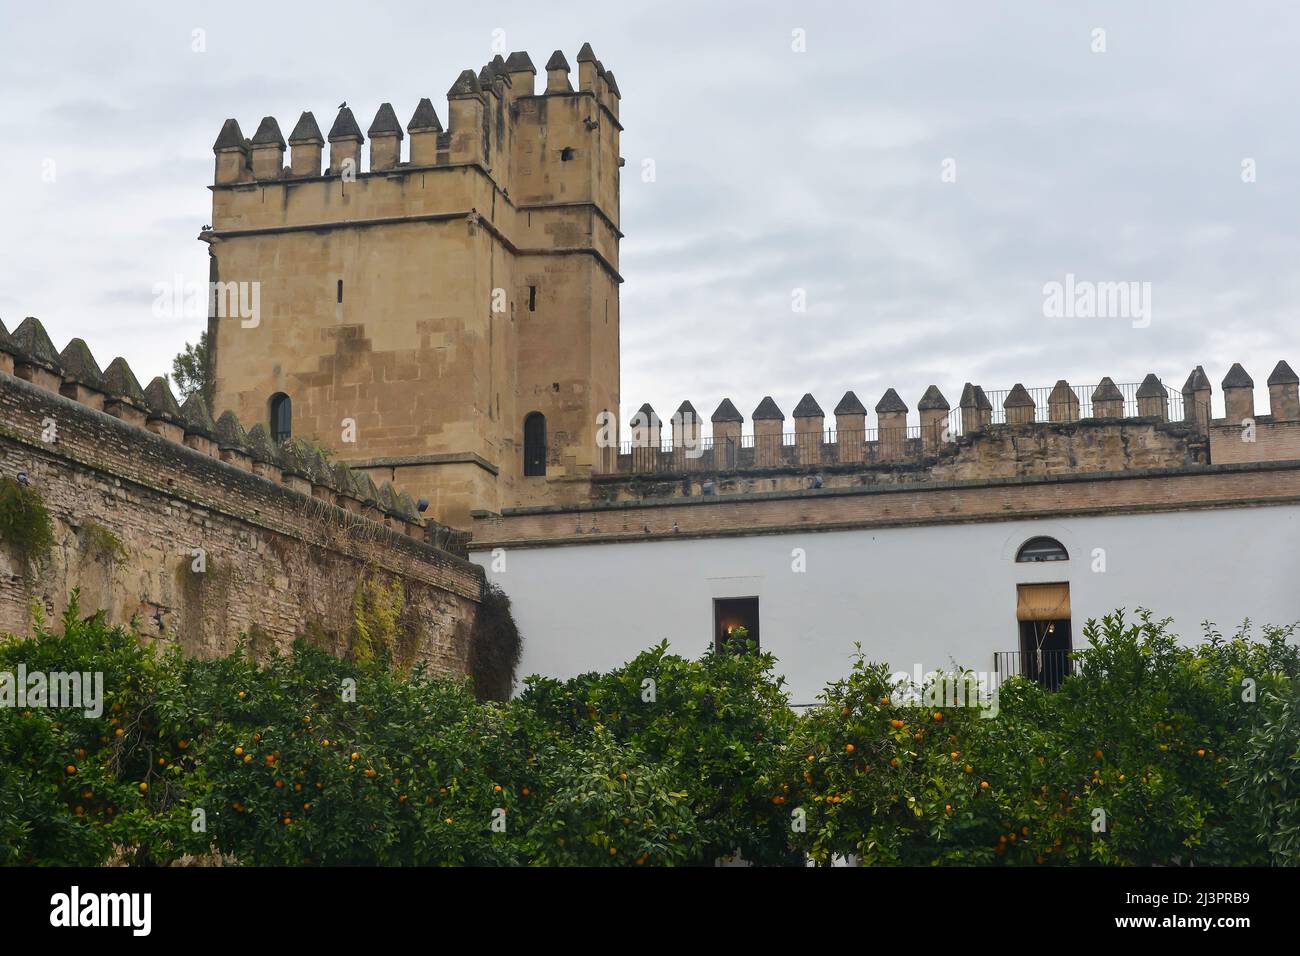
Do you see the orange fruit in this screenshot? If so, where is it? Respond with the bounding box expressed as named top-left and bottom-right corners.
top-left (138, 782), bottom-right (148, 793)
top-left (933, 712), bottom-right (943, 722)
top-left (845, 744), bottom-right (855, 753)
top-left (980, 781), bottom-right (989, 790)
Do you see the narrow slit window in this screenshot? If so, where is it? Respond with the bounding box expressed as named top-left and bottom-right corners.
top-left (523, 413), bottom-right (547, 477)
top-left (337, 279), bottom-right (343, 304)
top-left (528, 286), bottom-right (537, 312)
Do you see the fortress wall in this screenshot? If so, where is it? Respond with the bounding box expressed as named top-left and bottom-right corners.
top-left (0, 370), bottom-right (483, 671)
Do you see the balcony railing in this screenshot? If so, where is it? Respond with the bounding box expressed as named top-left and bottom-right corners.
top-left (993, 649), bottom-right (1076, 691)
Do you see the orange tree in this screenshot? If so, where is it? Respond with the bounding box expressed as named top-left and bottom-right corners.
top-left (778, 610), bottom-right (1300, 866)
top-left (0, 595), bottom-right (203, 865)
top-left (509, 639), bottom-right (801, 865)
top-left (3, 598), bottom-right (1296, 867)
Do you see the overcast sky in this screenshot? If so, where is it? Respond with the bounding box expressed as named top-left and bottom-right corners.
top-left (1, 0), bottom-right (1297, 428)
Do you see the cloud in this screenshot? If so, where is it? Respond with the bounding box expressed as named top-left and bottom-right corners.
top-left (0, 0), bottom-right (1296, 429)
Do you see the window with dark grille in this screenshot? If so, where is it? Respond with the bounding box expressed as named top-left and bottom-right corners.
top-left (714, 597), bottom-right (760, 654)
top-left (269, 393), bottom-right (292, 444)
top-left (523, 412), bottom-right (547, 477)
top-left (1015, 536), bottom-right (1069, 562)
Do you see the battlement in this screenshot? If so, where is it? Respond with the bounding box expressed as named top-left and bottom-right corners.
top-left (604, 362), bottom-right (1300, 477)
top-left (0, 316), bottom-right (469, 552)
top-left (207, 45), bottom-right (622, 246)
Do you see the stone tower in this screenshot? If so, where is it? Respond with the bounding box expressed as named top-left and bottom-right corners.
top-left (203, 45), bottom-right (622, 527)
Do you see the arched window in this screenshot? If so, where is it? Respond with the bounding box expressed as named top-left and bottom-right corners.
top-left (1016, 536), bottom-right (1069, 562)
top-left (269, 393), bottom-right (292, 444)
top-left (523, 412), bottom-right (547, 477)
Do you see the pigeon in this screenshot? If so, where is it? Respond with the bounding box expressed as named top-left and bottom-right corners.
top-left (16, 472), bottom-right (30, 486)
top-left (338, 101), bottom-right (347, 110)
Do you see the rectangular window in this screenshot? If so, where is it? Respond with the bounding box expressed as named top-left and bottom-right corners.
top-left (336, 279), bottom-right (344, 304)
top-left (528, 285), bottom-right (537, 312)
top-left (714, 597), bottom-right (760, 654)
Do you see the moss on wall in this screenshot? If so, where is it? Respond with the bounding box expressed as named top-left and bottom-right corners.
top-left (0, 476), bottom-right (53, 571)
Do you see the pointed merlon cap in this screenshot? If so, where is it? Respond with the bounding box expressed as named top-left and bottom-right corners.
top-left (676, 399), bottom-right (698, 418)
top-left (327, 107), bottom-right (364, 143)
top-left (1048, 380), bottom-right (1076, 402)
top-left (636, 402), bottom-right (659, 423)
top-left (478, 66), bottom-right (496, 90)
top-left (0, 318), bottom-right (18, 357)
top-left (367, 103), bottom-right (403, 139)
top-left (397, 490), bottom-right (422, 523)
top-left (251, 116), bottom-right (286, 149)
top-left (576, 42), bottom-right (598, 63)
top-left (594, 60), bottom-right (607, 79)
top-left (277, 438), bottom-right (310, 478)
top-left (331, 461), bottom-right (360, 498)
top-left (58, 338), bottom-right (105, 389)
top-left (449, 69), bottom-right (482, 97)
top-left (1004, 384), bottom-right (1034, 408)
top-left (360, 472), bottom-right (382, 506)
top-left (12, 317), bottom-right (63, 372)
top-left (505, 51), bottom-right (537, 74)
top-left (834, 390), bottom-right (867, 416)
top-left (545, 50), bottom-right (571, 72)
top-left (181, 393), bottom-right (216, 437)
top-left (245, 423), bottom-right (281, 465)
top-left (1135, 374), bottom-right (1166, 399)
top-left (711, 398), bottom-right (743, 423)
top-left (917, 385), bottom-right (949, 411)
top-left (604, 71), bottom-right (621, 98)
top-left (1092, 377), bottom-right (1124, 403)
top-left (213, 118), bottom-right (248, 152)
top-left (792, 393), bottom-right (824, 418)
top-left (1222, 363), bottom-right (1253, 389)
top-left (214, 410), bottom-right (251, 452)
top-left (143, 376), bottom-right (184, 423)
top-left (1182, 365), bottom-right (1210, 393)
top-left (379, 481), bottom-right (401, 514)
top-left (1268, 360), bottom-right (1299, 386)
top-left (288, 111), bottom-right (324, 145)
top-left (489, 54), bottom-right (509, 78)
top-left (407, 98), bottom-right (443, 133)
top-left (752, 396), bottom-right (785, 421)
top-left (102, 357), bottom-right (147, 406)
top-left (305, 445), bottom-right (332, 486)
top-left (975, 386), bottom-right (992, 410)
top-left (875, 388), bottom-right (908, 414)
top-left (959, 383), bottom-right (980, 408)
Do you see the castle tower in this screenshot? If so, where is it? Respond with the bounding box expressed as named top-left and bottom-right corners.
top-left (202, 45), bottom-right (623, 527)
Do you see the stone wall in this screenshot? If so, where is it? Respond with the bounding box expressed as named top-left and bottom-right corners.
top-left (584, 418), bottom-right (1208, 504)
top-left (471, 458), bottom-right (1300, 549)
top-left (1, 370), bottom-right (484, 672)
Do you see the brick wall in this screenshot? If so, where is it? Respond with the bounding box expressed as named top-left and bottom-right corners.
top-left (1, 372), bottom-right (483, 672)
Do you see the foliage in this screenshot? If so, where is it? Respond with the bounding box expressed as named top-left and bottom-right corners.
top-left (1, 603), bottom-right (1296, 866)
top-left (350, 576), bottom-right (403, 666)
top-left (170, 330), bottom-right (214, 407)
top-left (470, 582), bottom-right (523, 702)
top-left (80, 522), bottom-right (128, 568)
top-left (0, 476), bottom-right (54, 570)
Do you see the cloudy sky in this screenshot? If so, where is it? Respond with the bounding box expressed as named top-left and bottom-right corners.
top-left (1, 0), bottom-right (1297, 428)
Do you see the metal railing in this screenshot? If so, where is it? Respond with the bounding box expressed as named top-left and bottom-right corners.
top-left (595, 381), bottom-right (1186, 476)
top-left (993, 649), bottom-right (1076, 691)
